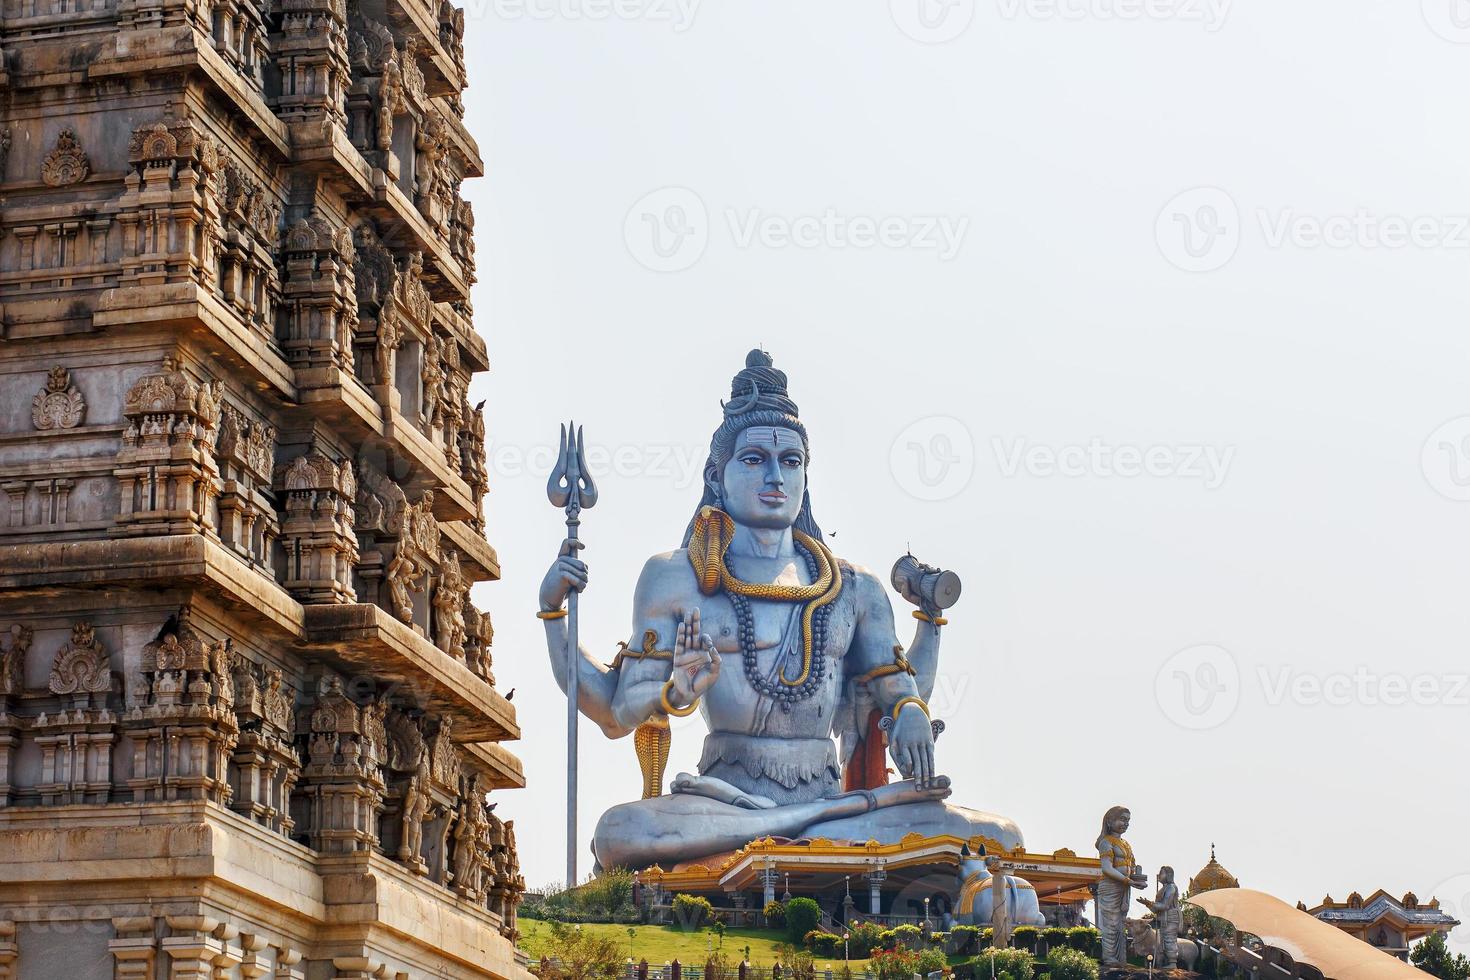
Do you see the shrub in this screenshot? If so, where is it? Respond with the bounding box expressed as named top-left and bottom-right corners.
top-left (672, 894), bottom-right (713, 931)
top-left (846, 921), bottom-right (885, 958)
top-left (1041, 927), bottom-right (1069, 952)
top-left (889, 924), bottom-right (923, 950)
top-left (950, 925), bottom-right (983, 955)
top-left (1066, 927), bottom-right (1101, 957)
top-left (765, 900), bottom-right (787, 930)
top-left (785, 898), bottom-right (821, 944)
top-left (1045, 946), bottom-right (1099, 980)
top-left (535, 920), bottom-right (628, 980)
top-left (804, 931), bottom-right (842, 956)
top-left (930, 931), bottom-right (949, 949)
top-left (915, 948), bottom-right (948, 976)
top-left (973, 947), bottom-right (1034, 980)
top-left (979, 927), bottom-right (994, 950)
top-left (1012, 926), bottom-right (1040, 951)
top-left (871, 947), bottom-right (945, 980)
top-left (774, 943), bottom-right (816, 980)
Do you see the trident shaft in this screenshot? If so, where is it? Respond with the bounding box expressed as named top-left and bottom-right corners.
top-left (547, 421), bottom-right (597, 887)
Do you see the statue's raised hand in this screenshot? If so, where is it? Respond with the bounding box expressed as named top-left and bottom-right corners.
top-left (668, 608), bottom-right (721, 706)
top-left (539, 537), bottom-right (588, 612)
top-left (889, 702), bottom-right (937, 789)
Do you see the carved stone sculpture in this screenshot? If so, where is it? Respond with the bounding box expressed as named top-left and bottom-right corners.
top-left (49, 622), bottom-right (111, 700)
top-left (1139, 865), bottom-right (1183, 968)
top-left (537, 350), bottom-right (1018, 872)
top-left (32, 367), bottom-right (86, 430)
top-left (41, 128), bottom-right (89, 187)
top-left (1096, 805), bottom-right (1146, 967)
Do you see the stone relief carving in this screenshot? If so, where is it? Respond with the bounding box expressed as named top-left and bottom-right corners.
top-left (433, 551), bottom-right (466, 657)
top-left (41, 128), bottom-right (89, 187)
top-left (0, 625), bottom-right (34, 698)
top-left (31, 367), bottom-right (86, 431)
top-left (48, 622), bottom-right (111, 697)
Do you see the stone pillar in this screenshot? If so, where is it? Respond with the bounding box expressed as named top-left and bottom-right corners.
top-left (760, 869), bottom-right (780, 909)
top-left (109, 917), bottom-right (157, 980)
top-left (864, 868), bottom-right (887, 916)
top-left (273, 947), bottom-right (305, 980)
top-left (162, 916), bottom-right (225, 980)
top-left (0, 921), bottom-right (17, 980)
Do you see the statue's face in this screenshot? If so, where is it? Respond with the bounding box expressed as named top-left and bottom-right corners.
top-left (1111, 810), bottom-right (1131, 834)
top-left (717, 426), bottom-right (807, 530)
top-left (1159, 868), bottom-right (1174, 884)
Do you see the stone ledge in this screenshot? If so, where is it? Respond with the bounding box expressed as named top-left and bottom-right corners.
top-left (0, 535), bottom-right (520, 744)
top-left (442, 520), bottom-right (501, 582)
top-left (301, 602), bottom-right (519, 743)
top-left (0, 802), bottom-right (531, 979)
top-left (95, 282), bottom-right (297, 402)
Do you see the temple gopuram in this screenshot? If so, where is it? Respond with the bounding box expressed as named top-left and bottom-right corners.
top-left (0, 0), bottom-right (529, 974)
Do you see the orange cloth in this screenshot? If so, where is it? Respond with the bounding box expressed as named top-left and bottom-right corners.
top-left (842, 709), bottom-right (891, 791)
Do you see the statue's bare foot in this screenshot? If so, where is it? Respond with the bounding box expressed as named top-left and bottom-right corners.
top-left (844, 776), bottom-right (951, 811)
top-left (670, 772), bottom-right (778, 810)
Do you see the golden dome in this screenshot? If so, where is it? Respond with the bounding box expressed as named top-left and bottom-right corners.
top-left (1187, 845), bottom-right (1241, 898)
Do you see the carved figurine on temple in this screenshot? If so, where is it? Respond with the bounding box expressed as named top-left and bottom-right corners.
top-left (1096, 805), bottom-right (1147, 968)
top-left (1139, 865), bottom-right (1183, 969)
top-left (539, 350), bottom-right (1020, 871)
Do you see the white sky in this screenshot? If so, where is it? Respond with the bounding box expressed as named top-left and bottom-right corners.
top-left (460, 0), bottom-right (1470, 944)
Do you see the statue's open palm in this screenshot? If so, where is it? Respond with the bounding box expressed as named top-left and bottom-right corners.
top-left (669, 608), bottom-right (720, 706)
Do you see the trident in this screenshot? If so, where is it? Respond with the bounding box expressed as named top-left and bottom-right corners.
top-left (547, 421), bottom-right (597, 887)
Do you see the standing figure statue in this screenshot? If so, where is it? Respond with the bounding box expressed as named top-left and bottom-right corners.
top-left (538, 350), bottom-right (1023, 871)
top-left (1096, 805), bottom-right (1147, 969)
top-left (1139, 865), bottom-right (1183, 969)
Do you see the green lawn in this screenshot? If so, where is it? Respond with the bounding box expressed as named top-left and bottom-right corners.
top-left (518, 921), bottom-right (874, 969)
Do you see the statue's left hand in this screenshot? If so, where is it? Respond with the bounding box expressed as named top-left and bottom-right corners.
top-left (669, 608), bottom-right (721, 706)
top-left (889, 703), bottom-right (936, 789)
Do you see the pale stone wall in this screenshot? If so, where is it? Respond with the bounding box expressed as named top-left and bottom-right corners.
top-left (0, 0), bottom-right (525, 974)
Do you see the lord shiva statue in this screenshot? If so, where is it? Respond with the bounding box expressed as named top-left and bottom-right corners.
top-left (539, 350), bottom-right (1022, 871)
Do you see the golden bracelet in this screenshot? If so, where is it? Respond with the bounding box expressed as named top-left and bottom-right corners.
top-left (891, 696), bottom-right (930, 722)
top-left (912, 610), bottom-right (948, 626)
top-left (660, 680), bottom-right (700, 717)
top-left (536, 608), bottom-right (568, 620)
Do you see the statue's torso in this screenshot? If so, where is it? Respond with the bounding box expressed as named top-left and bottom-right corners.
top-left (633, 547), bottom-right (859, 741)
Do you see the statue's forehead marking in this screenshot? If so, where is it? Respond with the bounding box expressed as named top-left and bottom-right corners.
top-left (742, 426), bottom-right (803, 450)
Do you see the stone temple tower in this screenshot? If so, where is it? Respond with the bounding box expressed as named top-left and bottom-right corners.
top-left (0, 0), bottom-right (528, 975)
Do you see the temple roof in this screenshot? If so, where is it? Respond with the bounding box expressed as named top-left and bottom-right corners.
top-left (1304, 889), bottom-right (1460, 929)
top-left (1187, 844), bottom-right (1241, 897)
